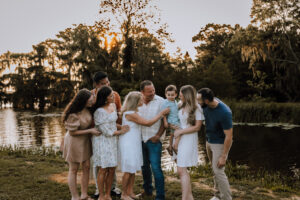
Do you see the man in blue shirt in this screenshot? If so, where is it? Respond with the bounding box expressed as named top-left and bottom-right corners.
top-left (197, 88), bottom-right (233, 200)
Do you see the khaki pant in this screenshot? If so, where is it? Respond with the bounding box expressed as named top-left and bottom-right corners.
top-left (206, 142), bottom-right (232, 200)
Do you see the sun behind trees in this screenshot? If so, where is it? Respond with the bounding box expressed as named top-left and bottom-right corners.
top-left (0, 0), bottom-right (300, 110)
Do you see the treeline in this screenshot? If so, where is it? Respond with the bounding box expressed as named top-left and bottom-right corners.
top-left (0, 0), bottom-right (299, 111)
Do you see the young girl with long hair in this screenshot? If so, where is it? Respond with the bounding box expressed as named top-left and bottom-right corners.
top-left (119, 91), bottom-right (169, 200)
top-left (92, 86), bottom-right (129, 200)
top-left (62, 89), bottom-right (101, 200)
top-left (173, 85), bottom-right (204, 200)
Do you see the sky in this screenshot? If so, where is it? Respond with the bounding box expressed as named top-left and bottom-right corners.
top-left (0, 0), bottom-right (252, 59)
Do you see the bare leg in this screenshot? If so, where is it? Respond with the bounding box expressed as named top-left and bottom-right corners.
top-left (127, 174), bottom-right (137, 199)
top-left (68, 162), bottom-right (80, 200)
top-left (177, 166), bottom-right (193, 200)
top-left (121, 172), bottom-right (131, 199)
top-left (105, 167), bottom-right (115, 200)
top-left (80, 159), bottom-right (90, 199)
top-left (167, 133), bottom-right (174, 156)
top-left (173, 136), bottom-right (181, 154)
top-left (97, 167), bottom-right (107, 200)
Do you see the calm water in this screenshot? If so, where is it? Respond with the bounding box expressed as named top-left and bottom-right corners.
top-left (1, 108), bottom-right (300, 177)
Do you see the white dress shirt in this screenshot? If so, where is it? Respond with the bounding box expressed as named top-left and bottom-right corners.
top-left (138, 95), bottom-right (165, 142)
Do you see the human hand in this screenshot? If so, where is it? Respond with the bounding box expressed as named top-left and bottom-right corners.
top-left (174, 129), bottom-right (182, 138)
top-left (161, 108), bottom-right (170, 116)
top-left (120, 125), bottom-right (130, 134)
top-left (90, 128), bottom-right (101, 136)
top-left (169, 124), bottom-right (180, 130)
top-left (149, 135), bottom-right (160, 143)
top-left (217, 155), bottom-right (227, 168)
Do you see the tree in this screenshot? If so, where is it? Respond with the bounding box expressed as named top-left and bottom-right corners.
top-left (98, 0), bottom-right (171, 82)
top-left (201, 56), bottom-right (235, 98)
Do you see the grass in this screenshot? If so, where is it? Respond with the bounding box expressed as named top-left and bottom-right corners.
top-left (225, 101), bottom-right (300, 124)
top-left (1, 146), bottom-right (300, 200)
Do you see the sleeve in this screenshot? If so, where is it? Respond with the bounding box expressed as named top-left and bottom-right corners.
top-left (221, 111), bottom-right (233, 130)
top-left (64, 114), bottom-right (80, 131)
top-left (114, 91), bottom-right (122, 112)
top-left (94, 109), bottom-right (116, 137)
top-left (161, 100), bottom-right (168, 110)
top-left (195, 106), bottom-right (205, 121)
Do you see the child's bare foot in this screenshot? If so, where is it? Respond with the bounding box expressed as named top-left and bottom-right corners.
top-left (167, 146), bottom-right (173, 156)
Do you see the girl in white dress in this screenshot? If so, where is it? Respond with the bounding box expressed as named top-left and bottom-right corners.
top-left (119, 91), bottom-right (169, 200)
top-left (173, 85), bottom-right (204, 200)
top-left (92, 86), bottom-right (130, 200)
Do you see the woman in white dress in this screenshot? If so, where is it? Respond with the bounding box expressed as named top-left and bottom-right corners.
top-left (119, 91), bottom-right (169, 200)
top-left (173, 85), bottom-right (204, 200)
top-left (92, 86), bottom-right (130, 200)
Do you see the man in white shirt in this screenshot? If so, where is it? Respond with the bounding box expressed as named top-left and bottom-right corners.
top-left (139, 80), bottom-right (166, 200)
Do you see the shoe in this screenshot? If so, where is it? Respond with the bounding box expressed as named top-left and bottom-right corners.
top-left (209, 197), bottom-right (220, 200)
top-left (111, 187), bottom-right (122, 197)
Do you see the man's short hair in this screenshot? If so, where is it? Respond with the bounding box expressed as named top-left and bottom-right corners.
top-left (165, 85), bottom-right (177, 93)
top-left (197, 88), bottom-right (214, 102)
top-left (140, 80), bottom-right (153, 91)
top-left (93, 71), bottom-right (108, 84)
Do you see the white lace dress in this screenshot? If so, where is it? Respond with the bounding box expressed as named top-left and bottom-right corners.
top-left (118, 111), bottom-right (143, 173)
top-left (92, 107), bottom-right (118, 168)
top-left (177, 105), bottom-right (205, 167)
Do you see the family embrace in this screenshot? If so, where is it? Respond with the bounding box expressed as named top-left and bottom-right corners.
top-left (62, 71), bottom-right (233, 200)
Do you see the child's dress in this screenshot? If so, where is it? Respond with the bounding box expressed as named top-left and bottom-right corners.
top-left (118, 111), bottom-right (143, 173)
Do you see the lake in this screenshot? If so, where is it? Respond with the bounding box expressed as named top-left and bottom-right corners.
top-left (0, 108), bottom-right (299, 178)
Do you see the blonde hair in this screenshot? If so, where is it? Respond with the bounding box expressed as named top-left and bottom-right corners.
top-left (121, 91), bottom-right (142, 114)
top-left (179, 85), bottom-right (198, 125)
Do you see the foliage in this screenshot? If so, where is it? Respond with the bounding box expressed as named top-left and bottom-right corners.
top-left (226, 101), bottom-right (300, 124)
top-left (1, 0), bottom-right (300, 110)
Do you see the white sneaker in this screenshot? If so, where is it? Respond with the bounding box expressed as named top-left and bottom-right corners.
top-left (210, 197), bottom-right (220, 200)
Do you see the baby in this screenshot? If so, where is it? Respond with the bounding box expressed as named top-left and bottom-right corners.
top-left (162, 85), bottom-right (181, 156)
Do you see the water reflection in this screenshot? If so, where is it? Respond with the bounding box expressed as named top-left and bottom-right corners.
top-left (0, 108), bottom-right (64, 148)
top-left (0, 108), bottom-right (300, 177)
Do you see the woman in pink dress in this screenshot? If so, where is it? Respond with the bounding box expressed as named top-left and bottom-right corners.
top-left (62, 89), bottom-right (101, 200)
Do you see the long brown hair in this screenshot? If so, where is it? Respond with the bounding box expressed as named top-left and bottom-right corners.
top-left (62, 89), bottom-right (91, 122)
top-left (179, 85), bottom-right (198, 125)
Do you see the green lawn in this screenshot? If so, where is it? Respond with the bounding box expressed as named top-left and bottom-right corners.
top-left (0, 147), bottom-right (299, 200)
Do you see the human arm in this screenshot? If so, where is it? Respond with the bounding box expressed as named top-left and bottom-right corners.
top-left (94, 108), bottom-right (129, 137)
top-left (217, 128), bottom-right (233, 168)
top-left (125, 108), bottom-right (169, 127)
top-left (69, 128), bottom-right (101, 136)
top-left (65, 113), bottom-right (101, 136)
top-left (148, 119), bottom-right (166, 143)
top-left (174, 120), bottom-right (203, 138)
top-left (94, 124), bottom-right (129, 136)
top-left (163, 116), bottom-right (169, 128)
